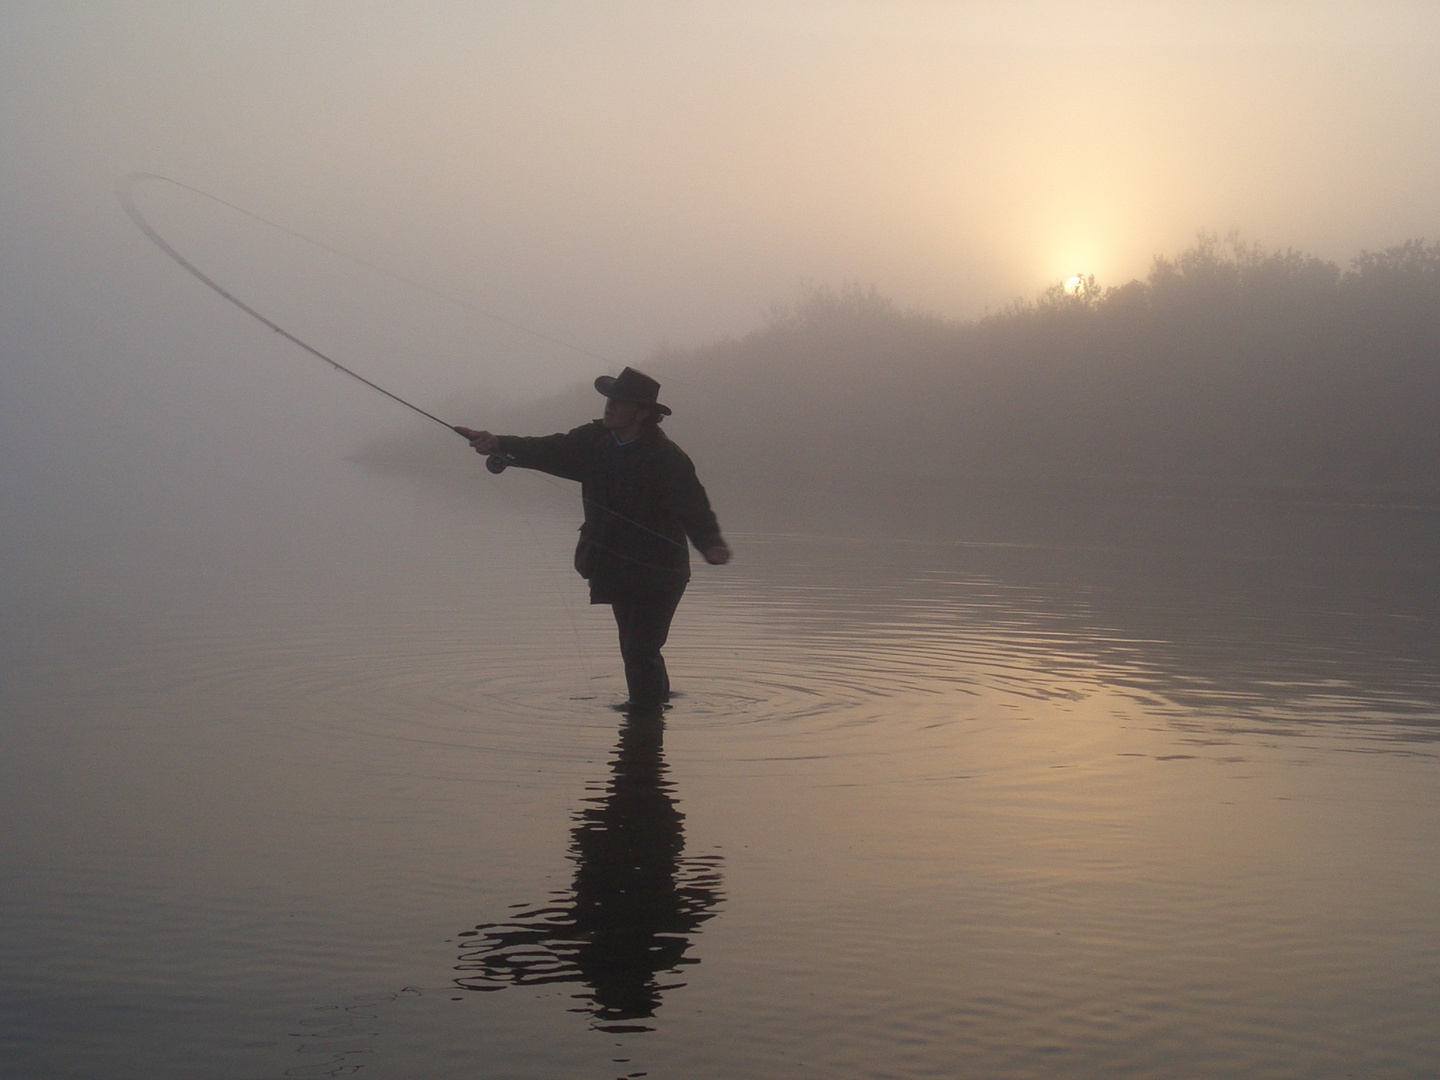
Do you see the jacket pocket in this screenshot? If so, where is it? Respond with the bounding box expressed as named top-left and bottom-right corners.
top-left (573, 522), bottom-right (599, 579)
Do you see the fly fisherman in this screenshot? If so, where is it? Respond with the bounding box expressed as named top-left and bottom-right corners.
top-left (456, 368), bottom-right (731, 714)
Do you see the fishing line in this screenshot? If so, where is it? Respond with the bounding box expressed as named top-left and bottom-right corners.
top-left (116, 172), bottom-right (692, 562)
top-left (121, 175), bottom-right (742, 415)
top-left (117, 172), bottom-right (461, 435)
top-left (118, 173), bottom-right (616, 365)
top-left (489, 470), bottom-right (603, 687)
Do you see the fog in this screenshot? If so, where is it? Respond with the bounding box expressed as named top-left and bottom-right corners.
top-left (4, 1), bottom-right (1440, 574)
top-left (8, 9), bottom-right (1440, 1075)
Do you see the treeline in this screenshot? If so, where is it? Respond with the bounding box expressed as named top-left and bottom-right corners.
top-left (357, 234), bottom-right (1440, 496)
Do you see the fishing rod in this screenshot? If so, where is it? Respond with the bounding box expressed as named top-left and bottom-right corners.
top-left (115, 173), bottom-right (686, 552)
top-left (117, 173), bottom-right (616, 364)
top-left (116, 172), bottom-right (465, 437)
top-left (118, 174), bottom-right (738, 414)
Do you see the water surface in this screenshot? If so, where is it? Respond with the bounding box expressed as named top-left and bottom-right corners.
top-left (3, 468), bottom-right (1438, 1078)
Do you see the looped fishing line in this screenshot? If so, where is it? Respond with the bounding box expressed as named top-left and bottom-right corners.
top-left (117, 173), bottom-right (461, 432)
top-left (117, 172), bottom-right (616, 366)
top-left (116, 172), bottom-right (694, 566)
top-left (118, 174), bottom-right (743, 424)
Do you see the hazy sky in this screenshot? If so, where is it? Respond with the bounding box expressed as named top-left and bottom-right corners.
top-left (7, 2), bottom-right (1440, 345)
top-left (4, 1), bottom-right (1440, 571)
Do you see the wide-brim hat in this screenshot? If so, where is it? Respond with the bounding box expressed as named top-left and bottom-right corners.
top-left (594, 366), bottom-right (672, 415)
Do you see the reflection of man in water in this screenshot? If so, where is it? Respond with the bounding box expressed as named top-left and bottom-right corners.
top-left (455, 715), bottom-right (724, 1029)
top-left (457, 367), bottom-right (730, 713)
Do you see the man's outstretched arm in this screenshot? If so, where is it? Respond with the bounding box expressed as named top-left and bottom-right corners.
top-left (454, 424), bottom-right (592, 482)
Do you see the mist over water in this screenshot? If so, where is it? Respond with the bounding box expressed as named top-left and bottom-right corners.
top-left (4, 461), bottom-right (1439, 1078)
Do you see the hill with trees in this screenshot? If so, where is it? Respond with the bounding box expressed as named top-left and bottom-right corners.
top-left (356, 234), bottom-right (1440, 505)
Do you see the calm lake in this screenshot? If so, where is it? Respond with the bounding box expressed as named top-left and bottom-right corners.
top-left (3, 463), bottom-right (1439, 1079)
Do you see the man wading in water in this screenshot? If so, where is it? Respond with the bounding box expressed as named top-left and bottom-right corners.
top-left (456, 368), bottom-right (731, 714)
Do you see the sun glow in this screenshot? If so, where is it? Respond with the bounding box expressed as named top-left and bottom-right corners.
top-left (1063, 274), bottom-right (1084, 295)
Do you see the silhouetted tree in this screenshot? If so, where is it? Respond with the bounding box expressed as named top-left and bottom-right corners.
top-left (358, 234), bottom-right (1440, 494)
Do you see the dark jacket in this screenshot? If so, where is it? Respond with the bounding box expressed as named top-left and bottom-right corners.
top-left (497, 421), bottom-right (725, 602)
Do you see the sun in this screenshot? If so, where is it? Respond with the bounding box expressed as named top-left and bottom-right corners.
top-left (1063, 274), bottom-right (1084, 296)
